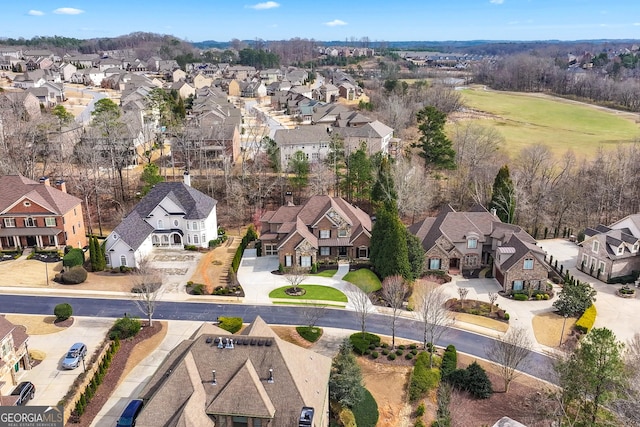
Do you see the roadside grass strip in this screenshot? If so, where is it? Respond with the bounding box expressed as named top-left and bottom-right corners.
top-left (269, 284), bottom-right (348, 303)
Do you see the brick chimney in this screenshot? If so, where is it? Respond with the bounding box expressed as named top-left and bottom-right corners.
top-left (39, 176), bottom-right (50, 186)
top-left (54, 179), bottom-right (67, 193)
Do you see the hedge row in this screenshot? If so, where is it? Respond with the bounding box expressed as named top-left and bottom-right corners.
top-left (408, 352), bottom-right (440, 402)
top-left (218, 317), bottom-right (243, 334)
top-left (440, 345), bottom-right (457, 379)
top-left (351, 388), bottom-right (379, 427)
top-left (575, 304), bottom-right (597, 334)
top-left (349, 332), bottom-right (381, 355)
top-left (231, 225), bottom-right (258, 273)
top-left (63, 248), bottom-right (85, 268)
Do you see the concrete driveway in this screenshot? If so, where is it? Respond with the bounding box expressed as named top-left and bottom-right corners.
top-left (21, 316), bottom-right (113, 407)
top-left (539, 238), bottom-right (640, 343)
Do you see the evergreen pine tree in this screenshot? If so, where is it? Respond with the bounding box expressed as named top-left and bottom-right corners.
top-left (489, 165), bottom-right (516, 224)
top-left (89, 237), bottom-right (97, 271)
top-left (370, 205), bottom-right (411, 280)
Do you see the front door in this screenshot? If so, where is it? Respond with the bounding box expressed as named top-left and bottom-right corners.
top-left (26, 236), bottom-right (36, 246)
top-left (450, 258), bottom-right (460, 268)
top-left (339, 247), bottom-right (347, 257)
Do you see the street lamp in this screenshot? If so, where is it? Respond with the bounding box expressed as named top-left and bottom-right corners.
top-left (559, 313), bottom-right (569, 347)
top-left (45, 261), bottom-right (49, 287)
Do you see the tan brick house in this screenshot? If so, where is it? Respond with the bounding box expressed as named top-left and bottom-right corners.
top-left (0, 175), bottom-right (87, 249)
top-left (259, 195), bottom-right (372, 268)
top-left (409, 204), bottom-right (550, 292)
top-left (0, 316), bottom-right (30, 397)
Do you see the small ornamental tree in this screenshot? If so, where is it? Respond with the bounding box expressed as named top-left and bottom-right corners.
top-left (553, 279), bottom-right (597, 316)
top-left (54, 303), bottom-right (73, 321)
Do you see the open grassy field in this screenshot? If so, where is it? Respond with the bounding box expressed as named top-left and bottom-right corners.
top-left (456, 87), bottom-right (640, 159)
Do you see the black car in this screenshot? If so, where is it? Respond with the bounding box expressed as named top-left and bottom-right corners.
top-left (11, 381), bottom-right (35, 406)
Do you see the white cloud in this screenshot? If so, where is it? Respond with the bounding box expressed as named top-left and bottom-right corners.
top-left (246, 1), bottom-right (280, 10)
top-left (490, 0), bottom-right (504, 4)
top-left (324, 19), bottom-right (347, 27)
top-left (633, 22), bottom-right (640, 26)
top-left (28, 10), bottom-right (45, 16)
top-left (53, 7), bottom-right (84, 15)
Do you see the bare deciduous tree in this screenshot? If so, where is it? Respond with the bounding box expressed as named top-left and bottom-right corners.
top-left (488, 292), bottom-right (498, 313)
top-left (485, 326), bottom-right (533, 393)
top-left (283, 265), bottom-right (308, 294)
top-left (381, 275), bottom-right (408, 349)
top-left (131, 259), bottom-right (163, 327)
top-left (457, 287), bottom-right (469, 309)
top-left (350, 285), bottom-right (374, 337)
top-left (300, 303), bottom-right (328, 328)
top-left (415, 283), bottom-right (453, 367)
top-left (611, 333), bottom-right (640, 425)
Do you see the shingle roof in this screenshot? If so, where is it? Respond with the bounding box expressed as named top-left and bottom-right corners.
top-left (112, 211), bottom-right (155, 250)
top-left (0, 175), bottom-right (81, 215)
top-left (131, 182), bottom-right (217, 220)
top-left (498, 234), bottom-right (547, 272)
top-left (273, 125), bottom-right (332, 146)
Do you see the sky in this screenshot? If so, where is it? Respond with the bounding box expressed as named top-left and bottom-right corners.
top-left (3, 1), bottom-right (640, 42)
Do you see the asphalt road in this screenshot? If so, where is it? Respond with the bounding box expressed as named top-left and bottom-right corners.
top-left (0, 295), bottom-right (557, 383)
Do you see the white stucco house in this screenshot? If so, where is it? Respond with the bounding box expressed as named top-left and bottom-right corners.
top-left (104, 173), bottom-right (218, 269)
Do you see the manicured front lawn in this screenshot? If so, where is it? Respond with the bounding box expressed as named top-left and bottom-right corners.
top-left (343, 268), bottom-right (382, 292)
top-left (269, 285), bottom-right (348, 302)
top-left (311, 269), bottom-right (337, 277)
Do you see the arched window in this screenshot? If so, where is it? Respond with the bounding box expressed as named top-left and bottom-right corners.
top-left (120, 255), bottom-right (127, 267)
top-left (158, 220), bottom-right (164, 229)
top-left (162, 235), bottom-right (169, 245)
top-left (152, 235), bottom-right (159, 246)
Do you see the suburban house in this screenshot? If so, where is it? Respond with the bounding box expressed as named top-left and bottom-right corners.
top-left (104, 173), bottom-right (217, 269)
top-left (259, 195), bottom-right (372, 267)
top-left (0, 316), bottom-right (30, 399)
top-left (273, 125), bottom-right (333, 169)
top-left (577, 214), bottom-right (640, 282)
top-left (0, 175), bottom-right (86, 250)
top-left (135, 316), bottom-right (330, 427)
top-left (409, 205), bottom-right (549, 292)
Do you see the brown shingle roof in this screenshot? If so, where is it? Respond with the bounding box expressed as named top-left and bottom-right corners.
top-left (0, 175), bottom-right (81, 215)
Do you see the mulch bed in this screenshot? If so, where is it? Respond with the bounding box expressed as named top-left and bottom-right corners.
top-left (67, 322), bottom-right (162, 426)
top-left (54, 318), bottom-right (75, 328)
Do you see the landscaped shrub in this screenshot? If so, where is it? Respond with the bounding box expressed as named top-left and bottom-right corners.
top-left (109, 316), bottom-right (141, 340)
top-left (441, 345), bottom-right (457, 379)
top-left (188, 282), bottom-right (206, 295)
top-left (414, 420), bottom-right (426, 427)
top-left (388, 353), bottom-right (396, 361)
top-left (513, 293), bottom-right (528, 301)
top-left (405, 353), bottom-right (414, 360)
top-left (63, 247), bottom-right (84, 268)
top-left (54, 303), bottom-right (73, 321)
top-left (371, 351), bottom-right (379, 359)
top-left (575, 304), bottom-right (597, 334)
top-left (398, 344), bottom-right (406, 350)
top-left (338, 407), bottom-right (356, 427)
top-left (60, 266), bottom-right (88, 284)
top-left (382, 349), bottom-right (389, 355)
top-left (296, 326), bottom-right (323, 342)
top-left (351, 388), bottom-right (379, 427)
top-left (416, 402), bottom-right (426, 417)
top-left (349, 332), bottom-right (381, 355)
top-left (408, 352), bottom-right (441, 401)
top-left (504, 313), bottom-right (510, 321)
top-left (396, 349), bottom-right (404, 356)
top-left (448, 362), bottom-right (493, 399)
top-left (218, 316), bottom-right (243, 333)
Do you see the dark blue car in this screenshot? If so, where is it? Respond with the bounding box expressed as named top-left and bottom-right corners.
top-left (116, 399), bottom-right (144, 427)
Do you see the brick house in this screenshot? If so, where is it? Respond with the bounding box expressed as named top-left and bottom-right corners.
top-left (259, 195), bottom-right (372, 268)
top-left (0, 175), bottom-right (87, 250)
top-left (409, 204), bottom-right (549, 292)
top-left (0, 316), bottom-right (30, 397)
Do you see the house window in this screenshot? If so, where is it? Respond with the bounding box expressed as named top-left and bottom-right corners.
top-left (284, 154), bottom-right (291, 161)
top-left (45, 217), bottom-right (56, 227)
top-left (320, 230), bottom-right (330, 239)
top-left (312, 152), bottom-right (319, 160)
top-left (634, 243), bottom-right (639, 253)
top-left (358, 247), bottom-right (368, 258)
top-left (253, 419), bottom-right (262, 427)
top-left (192, 221), bottom-right (198, 230)
top-left (24, 217), bottom-right (36, 227)
top-left (23, 201), bottom-right (31, 207)
top-left (162, 235), bottom-right (169, 245)
top-left (201, 221), bottom-right (205, 229)
top-left (187, 235), bottom-right (191, 243)
top-left (194, 235), bottom-right (199, 244)
top-left (186, 222), bottom-right (190, 230)
top-left (174, 219), bottom-right (179, 227)
top-left (592, 240), bottom-right (599, 253)
top-left (591, 257), bottom-right (597, 268)
top-left (529, 280), bottom-right (541, 290)
top-left (120, 255), bottom-right (127, 267)
top-left (617, 246), bottom-right (624, 255)
top-left (158, 220), bottom-right (164, 229)
top-left (265, 244), bottom-right (277, 256)
top-left (72, 225), bottom-right (76, 234)
top-left (429, 258), bottom-right (441, 270)
top-left (320, 247), bottom-right (330, 256)
top-left (598, 261), bottom-right (605, 273)
top-left (581, 254), bottom-right (588, 266)
top-left (320, 143), bottom-right (328, 148)
top-left (338, 229), bottom-right (348, 238)
top-left (232, 416), bottom-right (248, 427)
top-left (202, 234), bottom-right (206, 244)
top-left (4, 218), bottom-right (15, 227)
top-left (300, 256), bottom-right (312, 267)
top-left (467, 238), bottom-right (478, 249)
top-left (284, 255), bottom-right (292, 267)
top-left (464, 255), bottom-right (477, 267)
top-left (513, 280), bottom-right (524, 291)
top-left (523, 258), bottom-right (534, 270)
top-left (152, 235), bottom-right (159, 246)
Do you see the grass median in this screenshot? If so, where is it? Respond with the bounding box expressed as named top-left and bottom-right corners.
top-left (269, 284), bottom-right (348, 302)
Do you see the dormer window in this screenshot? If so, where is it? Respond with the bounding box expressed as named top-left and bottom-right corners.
top-left (617, 246), bottom-right (624, 255)
top-left (592, 240), bottom-right (599, 253)
top-left (633, 243), bottom-right (639, 253)
top-left (467, 238), bottom-right (478, 249)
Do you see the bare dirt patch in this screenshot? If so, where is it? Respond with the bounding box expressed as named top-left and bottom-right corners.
top-left (271, 326), bottom-right (314, 349)
top-left (189, 228), bottom-right (245, 294)
top-left (532, 312), bottom-right (577, 348)
top-left (358, 357), bottom-right (413, 427)
top-left (453, 312), bottom-right (509, 332)
top-left (4, 314), bottom-right (73, 334)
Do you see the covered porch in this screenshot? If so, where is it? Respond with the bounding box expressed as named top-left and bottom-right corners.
top-left (0, 228), bottom-right (62, 250)
top-left (151, 229), bottom-right (184, 248)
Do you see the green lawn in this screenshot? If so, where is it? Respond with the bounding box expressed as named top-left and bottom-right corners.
top-left (456, 87), bottom-right (639, 159)
top-left (311, 269), bottom-right (338, 277)
top-left (343, 268), bottom-right (382, 292)
top-left (269, 285), bottom-right (348, 302)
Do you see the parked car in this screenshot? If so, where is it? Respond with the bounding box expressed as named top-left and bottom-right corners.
top-left (11, 381), bottom-right (35, 406)
top-left (116, 399), bottom-right (144, 427)
top-left (62, 342), bottom-right (87, 369)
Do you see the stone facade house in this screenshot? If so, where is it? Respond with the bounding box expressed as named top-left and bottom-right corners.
top-left (135, 316), bottom-right (330, 427)
top-left (260, 195), bottom-right (372, 267)
top-left (577, 214), bottom-right (640, 282)
top-left (104, 173), bottom-right (217, 269)
top-left (409, 205), bottom-right (549, 292)
top-left (0, 175), bottom-right (86, 250)
top-left (0, 316), bottom-right (30, 398)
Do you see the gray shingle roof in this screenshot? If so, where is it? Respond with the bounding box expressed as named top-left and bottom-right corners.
top-left (131, 182), bottom-right (217, 220)
top-left (112, 210), bottom-right (155, 250)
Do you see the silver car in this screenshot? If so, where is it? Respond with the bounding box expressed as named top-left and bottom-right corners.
top-left (62, 342), bottom-right (87, 369)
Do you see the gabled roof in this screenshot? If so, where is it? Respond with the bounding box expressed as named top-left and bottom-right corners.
top-left (497, 234), bottom-right (548, 272)
top-left (111, 210), bottom-right (155, 251)
top-left (273, 125), bottom-right (332, 146)
top-left (131, 182), bottom-right (217, 220)
top-left (0, 175), bottom-right (81, 215)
